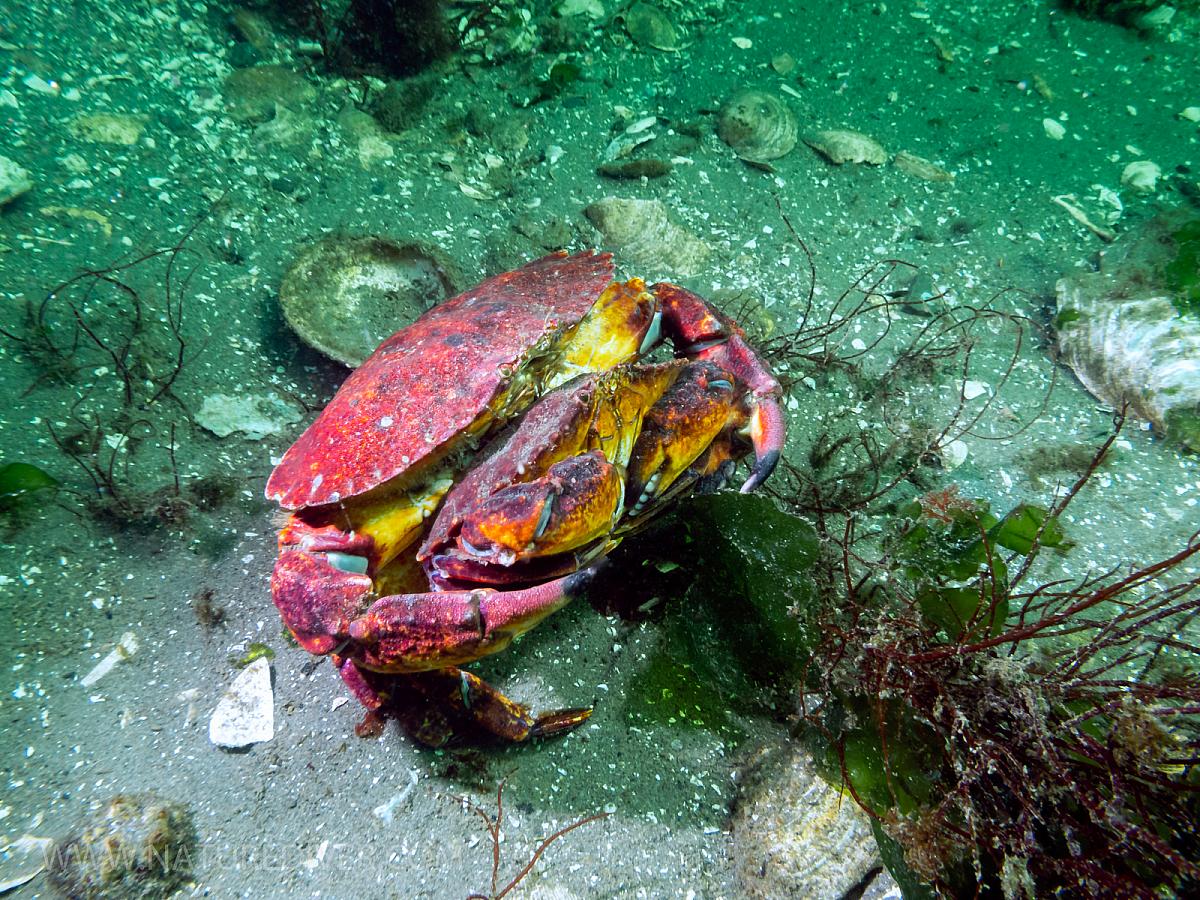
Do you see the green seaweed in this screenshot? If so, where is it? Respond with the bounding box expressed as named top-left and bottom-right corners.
top-left (0, 461), bottom-right (58, 501)
top-left (615, 493), bottom-right (820, 740)
top-left (231, 642), bottom-right (275, 668)
top-left (1164, 218), bottom-right (1200, 317)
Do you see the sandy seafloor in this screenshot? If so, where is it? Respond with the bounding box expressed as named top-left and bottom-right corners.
top-left (1, 1), bottom-right (1198, 897)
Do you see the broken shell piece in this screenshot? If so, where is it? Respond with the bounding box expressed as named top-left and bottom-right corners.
top-left (583, 197), bottom-right (709, 277)
top-left (623, 2), bottom-right (680, 51)
top-left (1055, 210), bottom-right (1200, 451)
top-left (1043, 117), bottom-right (1066, 140)
top-left (893, 150), bottom-right (954, 183)
top-left (805, 129), bottom-right (887, 165)
top-left (80, 631), bottom-right (139, 688)
top-left (195, 393), bottom-right (303, 440)
top-left (1120, 160), bottom-right (1161, 194)
top-left (717, 89), bottom-right (798, 164)
top-left (209, 656), bottom-right (275, 748)
top-left (280, 236), bottom-right (462, 367)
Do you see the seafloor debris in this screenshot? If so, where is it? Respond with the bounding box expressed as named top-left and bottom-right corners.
top-left (804, 128), bottom-right (887, 165)
top-left (622, 2), bottom-right (681, 51)
top-left (47, 793), bottom-right (196, 900)
top-left (195, 393), bottom-right (302, 441)
top-left (279, 235), bottom-right (462, 367)
top-left (0, 154), bottom-right (32, 206)
top-left (1056, 208), bottom-right (1200, 451)
top-left (717, 88), bottom-right (798, 164)
top-left (731, 741), bottom-right (881, 898)
top-left (583, 196), bottom-right (710, 276)
top-left (80, 632), bottom-right (139, 689)
top-left (1121, 159), bottom-right (1162, 194)
top-left (67, 113), bottom-right (147, 146)
top-left (209, 656), bottom-right (275, 748)
top-left (893, 150), bottom-right (955, 183)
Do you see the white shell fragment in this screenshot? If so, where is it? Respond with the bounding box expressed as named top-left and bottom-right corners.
top-left (80, 632), bottom-right (139, 688)
top-left (209, 657), bottom-right (275, 749)
top-left (1121, 160), bottom-right (1161, 194)
top-left (804, 129), bottom-right (887, 165)
top-left (0, 154), bottom-right (33, 206)
top-left (196, 393), bottom-right (303, 440)
top-left (717, 89), bottom-right (798, 164)
top-left (583, 197), bottom-right (710, 277)
top-left (1043, 117), bottom-right (1066, 140)
top-left (1056, 210), bottom-right (1200, 451)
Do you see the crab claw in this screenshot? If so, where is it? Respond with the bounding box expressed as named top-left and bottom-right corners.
top-left (740, 395), bottom-right (785, 493)
top-left (347, 568), bottom-right (599, 673)
top-left (650, 282), bottom-right (787, 493)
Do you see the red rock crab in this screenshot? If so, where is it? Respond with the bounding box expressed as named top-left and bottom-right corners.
top-left (267, 251), bottom-right (785, 745)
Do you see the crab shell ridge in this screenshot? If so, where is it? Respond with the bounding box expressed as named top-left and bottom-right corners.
top-left (266, 251), bottom-right (616, 510)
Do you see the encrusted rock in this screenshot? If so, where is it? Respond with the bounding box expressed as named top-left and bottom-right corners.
top-left (68, 113), bottom-right (147, 146)
top-left (48, 793), bottom-right (197, 900)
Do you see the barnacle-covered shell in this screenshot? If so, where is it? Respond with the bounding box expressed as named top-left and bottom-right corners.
top-left (717, 89), bottom-right (798, 164)
top-left (805, 128), bottom-right (887, 165)
top-left (1056, 210), bottom-right (1200, 451)
top-left (280, 236), bottom-right (462, 367)
top-left (583, 197), bottom-right (710, 277)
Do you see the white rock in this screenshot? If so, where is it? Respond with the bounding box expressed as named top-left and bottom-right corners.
top-left (1120, 159), bottom-right (1161, 194)
top-left (0, 155), bottom-right (32, 206)
top-left (195, 393), bottom-right (302, 440)
top-left (209, 657), bottom-right (274, 748)
top-left (1043, 118), bottom-right (1066, 140)
top-left (1179, 107), bottom-right (1200, 122)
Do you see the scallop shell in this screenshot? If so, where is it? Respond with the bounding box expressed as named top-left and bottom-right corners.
top-left (280, 236), bottom-right (462, 367)
top-left (731, 741), bottom-right (881, 898)
top-left (583, 197), bottom-right (710, 277)
top-left (623, 2), bottom-right (680, 51)
top-left (1056, 210), bottom-right (1200, 451)
top-left (717, 89), bottom-right (798, 164)
top-left (804, 128), bottom-right (887, 165)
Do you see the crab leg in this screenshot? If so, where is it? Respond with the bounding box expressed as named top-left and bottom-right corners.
top-left (347, 568), bottom-right (598, 666)
top-left (651, 283), bottom-right (786, 492)
top-left (336, 660), bottom-right (592, 745)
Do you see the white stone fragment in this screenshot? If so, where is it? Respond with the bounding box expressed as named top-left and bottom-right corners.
top-left (0, 155), bottom-right (32, 206)
top-left (209, 657), bottom-right (274, 749)
top-left (195, 393), bottom-right (302, 440)
top-left (962, 380), bottom-right (988, 400)
top-left (1043, 118), bottom-right (1066, 140)
top-left (1180, 107), bottom-right (1200, 122)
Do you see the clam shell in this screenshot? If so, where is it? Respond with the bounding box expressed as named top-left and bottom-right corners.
top-left (623, 2), bottom-right (680, 51)
top-left (1056, 210), bottom-right (1200, 451)
top-left (717, 89), bottom-right (798, 164)
top-left (805, 128), bottom-right (887, 165)
top-left (280, 236), bottom-right (462, 367)
top-left (583, 197), bottom-right (709, 277)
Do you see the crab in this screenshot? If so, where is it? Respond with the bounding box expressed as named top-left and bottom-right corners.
top-left (266, 250), bottom-right (786, 746)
